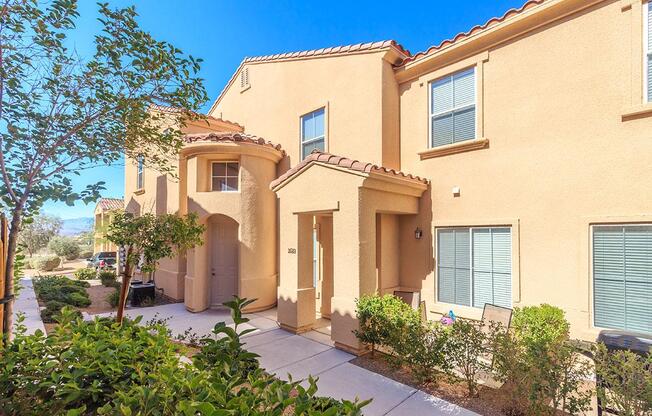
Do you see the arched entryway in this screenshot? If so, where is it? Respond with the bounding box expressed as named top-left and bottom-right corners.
top-left (208, 214), bottom-right (239, 307)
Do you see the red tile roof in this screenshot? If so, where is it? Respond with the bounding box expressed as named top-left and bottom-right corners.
top-left (150, 104), bottom-right (244, 131)
top-left (399, 0), bottom-right (547, 66)
top-left (270, 151), bottom-right (428, 190)
top-left (183, 132), bottom-right (285, 155)
top-left (97, 198), bottom-right (124, 211)
top-left (242, 40), bottom-right (410, 64)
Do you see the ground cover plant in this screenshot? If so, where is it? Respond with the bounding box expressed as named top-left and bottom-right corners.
top-left (33, 275), bottom-right (91, 322)
top-left (0, 299), bottom-right (369, 415)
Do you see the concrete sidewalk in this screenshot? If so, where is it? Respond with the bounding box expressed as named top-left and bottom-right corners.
top-left (12, 277), bottom-right (45, 336)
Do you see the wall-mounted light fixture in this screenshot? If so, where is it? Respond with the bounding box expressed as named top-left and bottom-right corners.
top-left (415, 227), bottom-right (423, 240)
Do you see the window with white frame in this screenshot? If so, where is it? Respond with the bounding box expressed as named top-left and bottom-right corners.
top-left (593, 225), bottom-right (652, 333)
top-left (211, 161), bottom-right (239, 192)
top-left (437, 227), bottom-right (512, 309)
top-left (430, 68), bottom-right (476, 147)
top-left (301, 108), bottom-right (325, 159)
top-left (136, 156), bottom-right (144, 189)
top-left (645, 1), bottom-right (651, 102)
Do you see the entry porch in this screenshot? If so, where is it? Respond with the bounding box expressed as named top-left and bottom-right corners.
top-left (271, 152), bottom-right (428, 354)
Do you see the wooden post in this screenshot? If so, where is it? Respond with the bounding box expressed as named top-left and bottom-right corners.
top-left (0, 214), bottom-right (7, 338)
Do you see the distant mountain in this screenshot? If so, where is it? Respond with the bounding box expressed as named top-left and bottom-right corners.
top-left (60, 217), bottom-right (94, 236)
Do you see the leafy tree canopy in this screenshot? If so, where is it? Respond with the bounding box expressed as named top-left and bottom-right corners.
top-left (17, 213), bottom-right (62, 256)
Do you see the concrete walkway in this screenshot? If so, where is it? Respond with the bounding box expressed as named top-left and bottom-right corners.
top-left (94, 303), bottom-right (479, 416)
top-left (12, 277), bottom-right (45, 335)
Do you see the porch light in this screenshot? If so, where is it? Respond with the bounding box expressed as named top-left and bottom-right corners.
top-left (415, 227), bottom-right (423, 240)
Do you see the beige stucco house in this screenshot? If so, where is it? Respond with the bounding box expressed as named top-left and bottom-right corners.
top-left (93, 198), bottom-right (124, 254)
top-left (125, 0), bottom-right (652, 354)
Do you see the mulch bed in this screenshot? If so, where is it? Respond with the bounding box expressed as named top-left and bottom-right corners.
top-left (352, 351), bottom-right (534, 416)
top-left (80, 285), bottom-right (118, 315)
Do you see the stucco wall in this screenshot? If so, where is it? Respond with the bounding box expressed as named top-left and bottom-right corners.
top-left (398, 0), bottom-right (652, 339)
top-left (212, 51), bottom-right (400, 168)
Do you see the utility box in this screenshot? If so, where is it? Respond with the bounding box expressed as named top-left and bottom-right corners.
top-left (129, 280), bottom-right (155, 307)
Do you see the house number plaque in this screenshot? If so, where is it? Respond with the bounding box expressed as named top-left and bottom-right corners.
top-left (287, 248), bottom-right (296, 254)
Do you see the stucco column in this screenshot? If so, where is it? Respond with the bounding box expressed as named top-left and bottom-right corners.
top-left (277, 213), bottom-right (316, 333)
top-left (184, 217), bottom-right (210, 312)
top-left (330, 200), bottom-right (376, 354)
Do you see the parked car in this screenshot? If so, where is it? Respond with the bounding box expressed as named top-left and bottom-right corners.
top-left (87, 252), bottom-right (117, 270)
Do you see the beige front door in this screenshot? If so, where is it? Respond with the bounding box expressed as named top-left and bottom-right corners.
top-left (211, 216), bottom-right (238, 307)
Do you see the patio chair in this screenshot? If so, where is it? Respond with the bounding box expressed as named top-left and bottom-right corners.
top-left (393, 290), bottom-right (420, 310)
top-left (481, 303), bottom-right (513, 332)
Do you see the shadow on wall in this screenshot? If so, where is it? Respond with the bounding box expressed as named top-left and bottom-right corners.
top-left (399, 185), bottom-right (434, 294)
top-left (125, 196), bottom-right (142, 215)
top-left (155, 174), bottom-right (168, 215)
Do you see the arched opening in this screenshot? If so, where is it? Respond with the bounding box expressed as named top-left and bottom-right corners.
top-left (208, 214), bottom-right (239, 307)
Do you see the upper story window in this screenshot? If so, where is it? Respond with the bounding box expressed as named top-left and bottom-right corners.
top-left (301, 108), bottom-right (325, 159)
top-left (211, 161), bottom-right (239, 192)
top-left (430, 68), bottom-right (476, 148)
top-left (136, 156), bottom-right (144, 189)
top-left (646, 1), bottom-right (651, 102)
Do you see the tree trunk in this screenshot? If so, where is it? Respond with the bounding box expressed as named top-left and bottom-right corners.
top-left (3, 208), bottom-right (22, 338)
top-left (116, 257), bottom-right (133, 325)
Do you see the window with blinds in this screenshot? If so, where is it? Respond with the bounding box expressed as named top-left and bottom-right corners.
top-left (136, 156), bottom-right (144, 189)
top-left (430, 68), bottom-right (476, 148)
top-left (437, 227), bottom-right (512, 308)
top-left (646, 1), bottom-right (651, 102)
top-left (301, 108), bottom-right (325, 159)
top-left (593, 225), bottom-right (652, 333)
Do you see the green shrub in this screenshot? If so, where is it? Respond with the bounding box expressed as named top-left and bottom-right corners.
top-left (403, 320), bottom-right (451, 384)
top-left (74, 267), bottom-right (96, 280)
top-left (354, 294), bottom-right (420, 356)
top-left (106, 290), bottom-right (119, 308)
top-left (446, 318), bottom-right (491, 398)
top-left (0, 304), bottom-right (369, 415)
top-left (79, 250), bottom-right (93, 259)
top-left (36, 256), bottom-right (60, 272)
top-left (48, 236), bottom-right (81, 261)
top-left (512, 304), bottom-right (569, 351)
top-left (594, 343), bottom-right (652, 416)
top-left (99, 270), bottom-right (119, 288)
top-left (34, 275), bottom-right (91, 308)
top-left (492, 306), bottom-right (591, 416)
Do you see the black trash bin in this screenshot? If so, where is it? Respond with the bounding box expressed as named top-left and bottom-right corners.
top-left (595, 329), bottom-right (652, 416)
top-left (129, 280), bottom-right (155, 307)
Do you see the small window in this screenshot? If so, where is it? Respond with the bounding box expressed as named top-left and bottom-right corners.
top-left (645, 1), bottom-right (651, 102)
top-left (430, 68), bottom-right (476, 147)
top-left (301, 108), bottom-right (325, 159)
top-left (211, 162), bottom-right (239, 192)
top-left (593, 225), bottom-right (652, 333)
top-left (136, 156), bottom-right (144, 189)
top-left (437, 227), bottom-right (511, 308)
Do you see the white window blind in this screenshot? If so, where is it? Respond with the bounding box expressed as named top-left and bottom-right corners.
top-left (437, 227), bottom-right (512, 309)
top-left (136, 156), bottom-right (144, 189)
top-left (301, 108), bottom-right (325, 159)
top-left (430, 68), bottom-right (476, 147)
top-left (593, 225), bottom-right (652, 333)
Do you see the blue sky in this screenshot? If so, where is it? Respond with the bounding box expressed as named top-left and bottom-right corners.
top-left (42, 0), bottom-right (525, 219)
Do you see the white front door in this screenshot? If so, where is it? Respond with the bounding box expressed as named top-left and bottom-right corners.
top-left (211, 217), bottom-right (238, 307)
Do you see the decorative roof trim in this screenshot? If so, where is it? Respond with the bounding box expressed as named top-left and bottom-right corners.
top-left (182, 132), bottom-right (285, 156)
top-left (208, 40), bottom-right (409, 115)
top-left (270, 151), bottom-right (428, 191)
top-left (399, 0), bottom-right (548, 67)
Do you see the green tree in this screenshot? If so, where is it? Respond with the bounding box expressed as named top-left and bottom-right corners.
top-left (17, 213), bottom-right (62, 256)
top-left (47, 236), bottom-right (80, 261)
top-left (0, 0), bottom-right (207, 335)
top-left (106, 212), bottom-right (204, 323)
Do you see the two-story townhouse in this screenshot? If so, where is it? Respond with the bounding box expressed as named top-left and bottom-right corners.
top-left (126, 0), bottom-right (652, 354)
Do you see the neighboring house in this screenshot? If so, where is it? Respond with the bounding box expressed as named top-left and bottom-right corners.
top-left (125, 0), bottom-right (652, 354)
top-left (93, 198), bottom-right (124, 253)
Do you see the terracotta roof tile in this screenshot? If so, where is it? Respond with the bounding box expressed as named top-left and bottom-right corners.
top-left (183, 132), bottom-right (285, 155)
top-left (97, 198), bottom-right (124, 211)
top-left (400, 0), bottom-right (547, 66)
top-left (270, 150), bottom-right (428, 189)
top-left (150, 104), bottom-right (244, 130)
